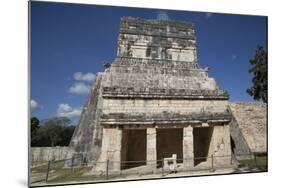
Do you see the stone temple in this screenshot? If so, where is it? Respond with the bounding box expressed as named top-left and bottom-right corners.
top-left (69, 17), bottom-right (234, 172)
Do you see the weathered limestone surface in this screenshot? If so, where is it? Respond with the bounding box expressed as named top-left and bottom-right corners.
top-left (69, 17), bottom-right (232, 171)
top-left (101, 17), bottom-right (228, 101)
top-left (68, 73), bottom-right (104, 162)
top-left (31, 147), bottom-right (73, 161)
top-left (96, 128), bottom-right (122, 171)
top-left (183, 126), bottom-right (194, 168)
top-left (103, 99), bottom-right (228, 114)
top-left (229, 102), bottom-right (267, 153)
top-left (146, 128), bottom-right (157, 168)
top-left (210, 125), bottom-right (232, 166)
top-left (118, 18), bottom-right (197, 61)
top-left (229, 115), bottom-right (252, 156)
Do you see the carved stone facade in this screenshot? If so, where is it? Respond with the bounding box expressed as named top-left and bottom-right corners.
top-left (69, 17), bottom-right (233, 172)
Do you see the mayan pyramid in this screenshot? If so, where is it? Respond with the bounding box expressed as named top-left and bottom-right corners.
top-left (69, 17), bottom-right (232, 170)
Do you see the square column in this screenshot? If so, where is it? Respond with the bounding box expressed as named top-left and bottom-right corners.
top-left (210, 124), bottom-right (232, 167)
top-left (183, 126), bottom-right (194, 168)
top-left (96, 128), bottom-right (122, 172)
top-left (108, 128), bottom-right (122, 171)
top-left (147, 128), bottom-right (157, 168)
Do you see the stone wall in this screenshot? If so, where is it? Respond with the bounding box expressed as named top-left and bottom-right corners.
top-left (211, 124), bottom-right (232, 166)
top-left (100, 98), bottom-right (231, 128)
top-left (31, 147), bottom-right (73, 161)
top-left (118, 17), bottom-right (197, 62)
top-left (69, 17), bottom-right (232, 169)
top-left (229, 102), bottom-right (267, 153)
top-left (102, 99), bottom-right (228, 115)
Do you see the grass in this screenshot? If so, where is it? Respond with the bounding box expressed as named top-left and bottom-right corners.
top-left (31, 162), bottom-right (95, 185)
top-left (31, 160), bottom-right (66, 174)
top-left (30, 159), bottom-right (128, 185)
top-left (47, 167), bottom-right (104, 184)
top-left (31, 160), bottom-right (48, 167)
top-left (31, 163), bottom-right (49, 173)
top-left (33, 164), bottom-right (128, 184)
top-left (31, 155), bottom-right (268, 185)
top-left (238, 155), bottom-right (267, 171)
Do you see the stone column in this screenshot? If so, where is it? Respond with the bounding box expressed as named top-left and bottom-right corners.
top-left (183, 126), bottom-right (194, 168)
top-left (108, 128), bottom-right (122, 171)
top-left (211, 124), bottom-right (232, 167)
top-left (96, 128), bottom-right (122, 172)
top-left (147, 128), bottom-right (157, 168)
top-left (221, 123), bottom-right (232, 166)
top-left (223, 124), bottom-right (231, 157)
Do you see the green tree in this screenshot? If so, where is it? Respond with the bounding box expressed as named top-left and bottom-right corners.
top-left (31, 117), bottom-right (40, 146)
top-left (57, 125), bottom-right (75, 146)
top-left (246, 46), bottom-right (268, 103)
top-left (31, 117), bottom-right (39, 134)
top-left (32, 117), bottom-right (75, 147)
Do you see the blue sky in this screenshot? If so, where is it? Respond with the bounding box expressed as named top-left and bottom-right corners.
top-left (30, 2), bottom-right (267, 124)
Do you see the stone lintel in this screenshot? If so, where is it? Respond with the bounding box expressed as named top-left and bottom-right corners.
top-left (101, 119), bottom-right (231, 128)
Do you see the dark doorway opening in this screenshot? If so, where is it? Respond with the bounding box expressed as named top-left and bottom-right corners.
top-left (156, 128), bottom-right (183, 167)
top-left (121, 129), bottom-right (146, 169)
top-left (193, 127), bottom-right (214, 166)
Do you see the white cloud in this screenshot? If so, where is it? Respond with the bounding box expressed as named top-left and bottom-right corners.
top-left (31, 99), bottom-right (39, 111)
top-left (74, 72), bottom-right (95, 82)
top-left (157, 11), bottom-right (170, 20)
top-left (57, 104), bottom-right (82, 118)
top-left (69, 82), bottom-right (91, 95)
top-left (205, 12), bottom-right (213, 19)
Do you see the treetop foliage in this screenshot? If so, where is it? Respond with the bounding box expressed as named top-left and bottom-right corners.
top-left (247, 46), bottom-right (268, 103)
top-left (31, 116), bottom-right (75, 147)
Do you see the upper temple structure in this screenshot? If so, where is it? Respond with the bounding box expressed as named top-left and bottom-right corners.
top-left (69, 17), bottom-right (234, 172)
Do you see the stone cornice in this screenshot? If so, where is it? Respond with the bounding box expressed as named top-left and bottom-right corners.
top-left (100, 111), bottom-right (232, 127)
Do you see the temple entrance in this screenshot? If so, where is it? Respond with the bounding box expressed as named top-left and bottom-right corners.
top-left (156, 128), bottom-right (183, 166)
top-left (121, 129), bottom-right (146, 169)
top-left (193, 127), bottom-right (214, 166)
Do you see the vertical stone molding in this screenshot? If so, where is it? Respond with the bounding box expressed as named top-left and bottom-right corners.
top-left (146, 128), bottom-right (157, 168)
top-left (183, 126), bottom-right (194, 168)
